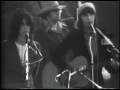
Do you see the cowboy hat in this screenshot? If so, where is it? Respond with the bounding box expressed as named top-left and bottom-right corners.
top-left (78, 2), bottom-right (96, 15)
top-left (38, 1), bottom-right (66, 16)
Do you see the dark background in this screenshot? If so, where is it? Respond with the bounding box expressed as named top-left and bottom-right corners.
top-left (1, 1), bottom-right (119, 48)
top-left (1, 1), bottom-right (119, 88)
top-left (88, 1), bottom-right (119, 49)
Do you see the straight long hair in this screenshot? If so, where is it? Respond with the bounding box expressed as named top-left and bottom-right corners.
top-left (77, 7), bottom-right (98, 33)
top-left (8, 8), bottom-right (35, 42)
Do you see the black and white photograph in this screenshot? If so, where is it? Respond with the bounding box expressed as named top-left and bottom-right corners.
top-left (1, 1), bottom-right (119, 89)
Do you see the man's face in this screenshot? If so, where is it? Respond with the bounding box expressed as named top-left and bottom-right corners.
top-left (81, 13), bottom-right (95, 27)
top-left (19, 19), bottom-right (31, 37)
top-left (49, 9), bottom-right (62, 21)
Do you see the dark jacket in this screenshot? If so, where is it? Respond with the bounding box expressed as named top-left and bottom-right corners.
top-left (34, 23), bottom-right (70, 88)
top-left (51, 28), bottom-right (118, 88)
top-left (1, 40), bottom-right (41, 89)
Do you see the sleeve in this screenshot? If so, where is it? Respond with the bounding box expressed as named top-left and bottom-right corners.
top-left (51, 30), bottom-right (77, 72)
top-left (97, 28), bottom-right (119, 74)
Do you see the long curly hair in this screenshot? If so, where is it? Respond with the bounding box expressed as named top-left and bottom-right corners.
top-left (8, 8), bottom-right (35, 42)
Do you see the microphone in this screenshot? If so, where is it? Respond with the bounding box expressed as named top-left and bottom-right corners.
top-left (25, 34), bottom-right (38, 55)
top-left (33, 43), bottom-right (43, 58)
top-left (55, 69), bottom-right (69, 82)
top-left (25, 33), bottom-right (30, 43)
top-left (90, 24), bottom-right (96, 35)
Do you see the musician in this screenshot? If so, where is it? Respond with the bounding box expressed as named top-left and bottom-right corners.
top-left (51, 2), bottom-right (119, 89)
top-left (34, 1), bottom-right (70, 88)
top-left (1, 8), bottom-right (41, 89)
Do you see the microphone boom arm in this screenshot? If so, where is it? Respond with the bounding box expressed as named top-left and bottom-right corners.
top-left (91, 25), bottom-right (119, 53)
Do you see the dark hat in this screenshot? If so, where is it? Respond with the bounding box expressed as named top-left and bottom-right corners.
top-left (38, 1), bottom-right (66, 16)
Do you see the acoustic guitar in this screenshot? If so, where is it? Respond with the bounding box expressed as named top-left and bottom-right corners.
top-left (42, 56), bottom-right (119, 89)
top-left (42, 56), bottom-right (90, 89)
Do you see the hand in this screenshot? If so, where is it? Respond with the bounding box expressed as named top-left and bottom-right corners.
top-left (109, 47), bottom-right (119, 62)
top-left (110, 58), bottom-right (119, 69)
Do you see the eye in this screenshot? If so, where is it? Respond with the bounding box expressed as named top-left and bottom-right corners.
top-left (89, 13), bottom-right (94, 16)
top-left (20, 22), bottom-right (24, 26)
top-left (81, 14), bottom-right (87, 17)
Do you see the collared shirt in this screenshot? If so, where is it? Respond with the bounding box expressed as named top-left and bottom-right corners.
top-left (46, 21), bottom-right (67, 33)
top-left (15, 42), bottom-right (34, 88)
top-left (15, 42), bottom-right (26, 66)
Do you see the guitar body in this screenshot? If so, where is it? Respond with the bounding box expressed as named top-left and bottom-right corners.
top-left (42, 56), bottom-right (91, 89)
top-left (42, 61), bottom-right (66, 89)
top-left (68, 56), bottom-right (91, 88)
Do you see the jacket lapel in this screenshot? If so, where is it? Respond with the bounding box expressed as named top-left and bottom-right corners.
top-left (8, 41), bottom-right (23, 67)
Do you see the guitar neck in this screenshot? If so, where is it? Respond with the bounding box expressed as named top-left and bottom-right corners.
top-left (76, 60), bottom-right (111, 73)
top-left (79, 60), bottom-right (111, 73)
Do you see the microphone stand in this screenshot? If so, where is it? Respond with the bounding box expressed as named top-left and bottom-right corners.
top-left (74, 1), bottom-right (81, 29)
top-left (61, 17), bottom-right (74, 21)
top-left (91, 24), bottom-right (100, 87)
top-left (24, 34), bottom-right (43, 88)
top-left (25, 38), bottom-right (30, 88)
top-left (55, 67), bottom-right (104, 89)
top-left (67, 70), bottom-right (72, 89)
top-left (95, 26), bottom-right (119, 54)
top-left (88, 25), bottom-right (97, 88)
top-left (91, 25), bottom-right (119, 89)
top-left (78, 71), bottom-right (103, 89)
top-left (89, 35), bottom-right (95, 88)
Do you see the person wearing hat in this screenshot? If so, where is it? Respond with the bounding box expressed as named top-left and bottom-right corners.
top-left (51, 2), bottom-right (119, 89)
top-left (34, 1), bottom-right (70, 89)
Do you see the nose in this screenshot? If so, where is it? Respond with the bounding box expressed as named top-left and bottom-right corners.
top-left (87, 14), bottom-right (91, 20)
top-left (24, 25), bottom-right (30, 30)
top-left (24, 26), bottom-right (28, 30)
